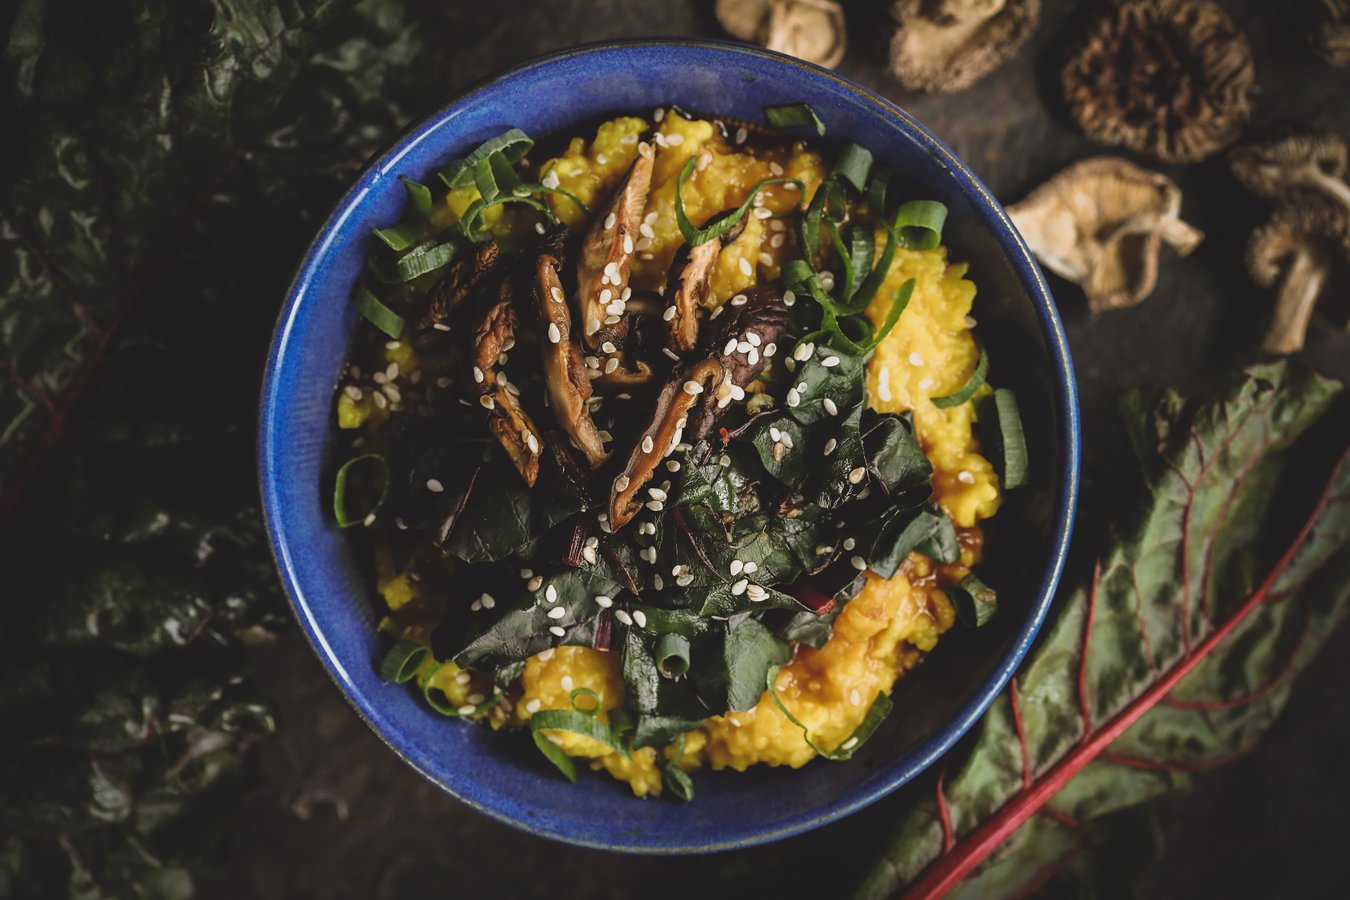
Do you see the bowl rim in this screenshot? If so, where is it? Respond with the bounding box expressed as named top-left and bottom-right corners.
top-left (258, 37), bottom-right (1080, 854)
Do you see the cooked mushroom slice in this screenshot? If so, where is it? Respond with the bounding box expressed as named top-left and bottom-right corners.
top-left (716, 0), bottom-right (846, 69)
top-left (466, 280), bottom-right (543, 486)
top-left (663, 215), bottom-right (748, 353)
top-left (575, 151), bottom-right (654, 350)
top-left (1007, 157), bottom-right (1204, 312)
top-left (1063, 0), bottom-right (1254, 164)
top-left (609, 358), bottom-right (724, 530)
top-left (687, 287), bottom-right (789, 440)
top-left (1230, 134), bottom-right (1350, 212)
top-left (1246, 200), bottom-right (1349, 354)
top-left (535, 252), bottom-right (609, 468)
top-left (888, 0), bottom-right (1040, 94)
top-left (1312, 0), bottom-right (1350, 66)
top-left (590, 357), bottom-right (657, 390)
top-left (417, 240), bottom-right (500, 340)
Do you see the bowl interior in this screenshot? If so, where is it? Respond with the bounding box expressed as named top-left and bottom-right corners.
top-left (259, 40), bottom-right (1078, 854)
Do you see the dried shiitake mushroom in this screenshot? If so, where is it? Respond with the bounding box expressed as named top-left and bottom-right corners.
top-left (1312, 0), bottom-right (1350, 65)
top-left (1246, 200), bottom-right (1349, 354)
top-left (1230, 133), bottom-right (1350, 211)
top-left (887, 0), bottom-right (1041, 94)
top-left (1007, 157), bottom-right (1203, 312)
top-left (715, 0), bottom-right (846, 69)
top-left (1063, 0), bottom-right (1254, 164)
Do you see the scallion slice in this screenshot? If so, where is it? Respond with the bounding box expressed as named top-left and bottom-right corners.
top-left (373, 177), bottom-right (433, 252)
top-left (655, 634), bottom-right (691, 679)
top-left (860, 278), bottom-right (914, 352)
top-left (379, 639), bottom-right (427, 683)
top-left (950, 573), bottom-right (998, 627)
top-left (396, 240), bottom-right (458, 282)
top-left (763, 102), bottom-right (826, 136)
top-left (661, 734), bottom-right (695, 801)
top-left (766, 665), bottom-right (894, 760)
top-left (832, 143), bottom-right (873, 193)
top-left (353, 286), bottom-right (405, 339)
top-left (673, 156), bottom-right (802, 247)
top-left (930, 342), bottom-right (987, 409)
top-left (894, 200), bottom-right (948, 251)
top-left (332, 453), bottom-right (388, 528)
top-left (439, 128), bottom-right (534, 189)
top-left (866, 165), bottom-right (892, 219)
top-left (975, 388), bottom-right (1029, 489)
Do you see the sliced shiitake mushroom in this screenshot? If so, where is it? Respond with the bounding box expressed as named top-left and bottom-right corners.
top-left (687, 287), bottom-right (789, 439)
top-left (465, 278), bottom-right (543, 486)
top-left (662, 214), bottom-right (748, 353)
top-left (609, 358), bottom-right (724, 530)
top-left (534, 250), bottom-right (610, 468)
top-left (417, 240), bottom-right (500, 341)
top-left (575, 150), bottom-right (655, 350)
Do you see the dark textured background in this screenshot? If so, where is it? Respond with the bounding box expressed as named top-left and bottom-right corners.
top-left (202, 1), bottom-right (1350, 896)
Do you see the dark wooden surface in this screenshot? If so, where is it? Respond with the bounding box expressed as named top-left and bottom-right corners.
top-left (203, 1), bottom-right (1350, 896)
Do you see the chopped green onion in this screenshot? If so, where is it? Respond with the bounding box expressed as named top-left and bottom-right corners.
top-left (332, 453), bottom-right (388, 528)
top-left (931, 342), bottom-right (987, 409)
top-left (396, 240), bottom-right (458, 281)
top-left (763, 102), bottom-right (826, 136)
top-left (860, 278), bottom-right (914, 352)
top-left (766, 665), bottom-right (894, 760)
top-left (373, 177), bottom-right (433, 252)
top-left (353, 286), bottom-right (405, 339)
top-left (530, 707), bottom-right (632, 782)
top-left (655, 634), bottom-right (691, 679)
top-left (673, 156), bottom-right (802, 247)
top-left (439, 128), bottom-right (534, 189)
top-left (894, 200), bottom-right (947, 250)
top-left (846, 224), bottom-right (876, 301)
top-left (950, 573), bottom-right (998, 627)
top-left (866, 166), bottom-right (892, 219)
top-left (832, 143), bottom-right (873, 193)
top-left (842, 224), bottom-right (897, 314)
top-left (379, 640), bottom-right (427, 683)
top-left (456, 194), bottom-right (554, 242)
top-left (569, 686), bottom-right (602, 714)
top-left (661, 734), bottom-right (695, 801)
top-left (975, 388), bottom-right (1029, 489)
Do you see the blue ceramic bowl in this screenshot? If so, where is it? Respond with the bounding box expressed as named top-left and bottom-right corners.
top-left (259, 40), bottom-right (1079, 854)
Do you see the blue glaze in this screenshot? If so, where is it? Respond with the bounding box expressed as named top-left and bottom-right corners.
top-left (259, 40), bottom-right (1079, 855)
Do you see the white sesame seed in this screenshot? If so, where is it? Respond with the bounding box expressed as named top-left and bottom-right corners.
top-left (848, 466), bottom-right (867, 484)
top-left (596, 594), bottom-right (614, 608)
top-left (785, 388), bottom-right (801, 407)
top-left (653, 574), bottom-right (664, 590)
top-left (525, 698), bottom-right (542, 714)
top-left (646, 500), bottom-right (665, 512)
top-left (677, 574), bottom-right (694, 586)
top-left (343, 385), bottom-right (363, 400)
top-left (520, 567), bottom-right (534, 579)
top-left (851, 555), bottom-right (868, 571)
top-left (633, 609), bottom-right (648, 627)
top-left (648, 487), bottom-right (668, 502)
top-left (433, 322), bottom-right (452, 332)
top-left (821, 355), bottom-right (840, 368)
top-left (604, 315), bottom-right (622, 325)
top-left (819, 272), bottom-right (835, 291)
top-left (909, 351), bottom-right (925, 366)
top-left (535, 221), bottom-right (546, 235)
top-left (479, 395), bottom-right (495, 410)
top-left (710, 305), bottom-right (725, 320)
top-left (683, 380), bottom-right (704, 395)
top-left (793, 342), bottom-right (814, 361)
top-left (538, 648), bottom-right (555, 661)
top-left (641, 435), bottom-right (655, 453)
top-left (640, 223), bottom-right (655, 239)
top-left (526, 433), bottom-right (540, 454)
top-left (458, 704), bottom-right (477, 715)
top-left (783, 289), bottom-right (796, 306)
top-left (549, 625), bottom-right (566, 637)
top-left (731, 578), bottom-right (749, 596)
top-left (824, 438), bottom-right (838, 456)
top-left (467, 692), bottom-right (486, 704)
top-left (718, 453), bottom-right (732, 467)
top-left (747, 347), bottom-right (759, 365)
top-left (386, 362), bottom-right (399, 380)
top-left (738, 258), bottom-right (753, 276)
top-left (426, 478), bottom-right (444, 493)
top-left (823, 397), bottom-right (839, 416)
top-left (547, 322), bottom-right (561, 344)
top-left (481, 593), bottom-right (496, 609)
top-left (770, 233), bottom-right (786, 249)
top-left (363, 512), bottom-right (377, 527)
top-left (586, 317), bottom-right (601, 335)
top-left (730, 559), bottom-right (744, 576)
top-left (545, 585), bottom-right (558, 603)
top-left (918, 377), bottom-right (935, 391)
top-left (958, 470), bottom-right (977, 484)
top-left (604, 212), bottom-right (617, 230)
top-left (737, 340), bottom-right (753, 354)
top-left (666, 459), bottom-right (682, 474)
top-left (604, 357), bottom-right (620, 374)
top-left (842, 737), bottom-right (859, 750)
top-left (735, 127), bottom-right (748, 144)
top-left (965, 315), bottom-right (978, 329)
top-left (763, 342), bottom-right (777, 357)
top-left (373, 372), bottom-right (387, 385)
top-left (663, 305), bottom-right (678, 322)
top-left (582, 546), bottom-right (597, 564)
top-left (623, 234), bottom-right (635, 254)
top-left (470, 366), bottom-right (484, 384)
top-left (746, 584), bottom-right (768, 602)
top-left (547, 606), bottom-right (566, 620)
top-left (436, 376), bottom-right (452, 388)
top-left (525, 576), bottom-right (542, 593)
top-left (743, 561), bottom-right (758, 574)
top-left (666, 133), bottom-right (685, 146)
top-left (731, 293), bottom-right (748, 306)
top-left (843, 537), bottom-right (856, 551)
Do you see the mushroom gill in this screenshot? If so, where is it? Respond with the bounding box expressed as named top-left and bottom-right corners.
top-left (1245, 200), bottom-right (1349, 354)
top-left (716, 0), bottom-right (847, 69)
top-left (534, 250), bottom-right (610, 468)
top-left (1007, 157), bottom-right (1203, 312)
top-left (888, 0), bottom-right (1041, 94)
top-left (575, 148), bottom-right (654, 352)
top-left (1229, 133), bottom-right (1350, 213)
top-left (465, 277), bottom-right (544, 486)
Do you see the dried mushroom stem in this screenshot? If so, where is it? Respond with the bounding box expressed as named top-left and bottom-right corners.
top-left (1313, 0), bottom-right (1350, 65)
top-left (1229, 134), bottom-right (1350, 213)
top-left (466, 279), bottom-right (543, 485)
top-left (534, 252), bottom-right (609, 467)
top-left (1062, 0), bottom-right (1254, 164)
top-left (717, 0), bottom-right (847, 69)
top-left (888, 0), bottom-right (1041, 94)
top-left (1007, 157), bottom-right (1203, 312)
top-left (417, 240), bottom-right (500, 341)
top-left (1245, 202), bottom-right (1348, 354)
top-left (576, 149), bottom-right (654, 351)
top-left (609, 358), bottom-right (724, 530)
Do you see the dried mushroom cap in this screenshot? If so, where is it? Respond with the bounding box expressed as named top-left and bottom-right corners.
top-left (888, 0), bottom-right (1041, 94)
top-left (1229, 133), bottom-right (1350, 211)
top-left (534, 252), bottom-right (609, 468)
top-left (1246, 199), bottom-right (1350, 354)
top-left (1063, 0), bottom-right (1254, 164)
top-left (466, 280), bottom-right (543, 486)
top-left (576, 151), bottom-right (654, 351)
top-left (609, 358), bottom-right (724, 531)
top-left (663, 214), bottom-right (747, 353)
top-left (417, 240), bottom-right (500, 341)
top-left (1008, 157), bottom-right (1204, 312)
top-left (715, 0), bottom-right (846, 69)
top-left (1311, 0), bottom-right (1350, 65)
